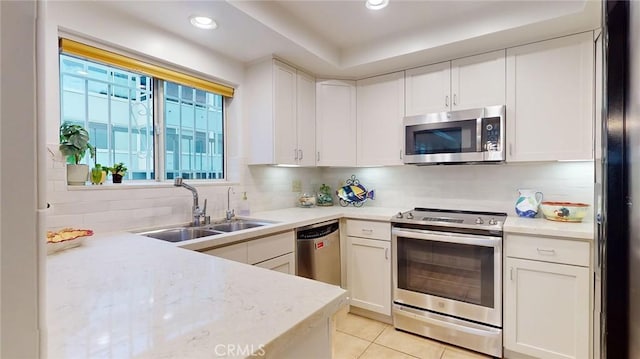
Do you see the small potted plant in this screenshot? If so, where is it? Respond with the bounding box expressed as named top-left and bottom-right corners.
top-left (90, 164), bottom-right (107, 185)
top-left (106, 162), bottom-right (127, 183)
top-left (59, 122), bottom-right (95, 186)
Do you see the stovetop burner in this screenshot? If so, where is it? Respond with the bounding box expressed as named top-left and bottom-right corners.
top-left (392, 207), bottom-right (508, 232)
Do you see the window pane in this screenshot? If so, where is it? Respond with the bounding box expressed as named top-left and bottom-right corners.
top-left (164, 81), bottom-right (224, 180)
top-left (59, 54), bottom-right (154, 180)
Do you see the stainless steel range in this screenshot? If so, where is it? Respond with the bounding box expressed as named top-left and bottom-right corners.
top-left (391, 208), bottom-right (507, 358)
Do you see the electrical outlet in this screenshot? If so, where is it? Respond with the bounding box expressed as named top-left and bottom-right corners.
top-left (292, 179), bottom-right (302, 193)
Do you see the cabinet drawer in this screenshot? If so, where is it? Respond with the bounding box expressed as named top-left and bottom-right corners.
top-left (505, 234), bottom-right (590, 267)
top-left (202, 242), bottom-right (248, 263)
top-left (248, 230), bottom-right (295, 265)
top-left (346, 220), bottom-right (390, 241)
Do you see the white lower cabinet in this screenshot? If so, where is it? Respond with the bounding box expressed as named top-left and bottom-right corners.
top-left (201, 231), bottom-right (295, 275)
top-left (504, 234), bottom-right (590, 359)
top-left (202, 242), bottom-right (248, 263)
top-left (254, 252), bottom-right (295, 275)
top-left (346, 219), bottom-right (391, 316)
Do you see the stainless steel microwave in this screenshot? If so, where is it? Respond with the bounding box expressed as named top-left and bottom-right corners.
top-left (403, 105), bottom-right (505, 165)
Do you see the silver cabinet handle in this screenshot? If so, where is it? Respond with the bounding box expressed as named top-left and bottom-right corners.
top-left (362, 228), bottom-right (373, 233)
top-left (536, 248), bottom-right (556, 255)
top-left (509, 143), bottom-right (513, 156)
top-left (385, 248), bottom-right (389, 260)
top-left (510, 267), bottom-right (514, 281)
top-left (298, 149), bottom-right (303, 160)
top-left (445, 95), bottom-right (449, 107)
top-left (453, 93), bottom-right (457, 106)
top-left (317, 152), bottom-right (320, 162)
top-left (399, 150), bottom-right (403, 159)
top-left (294, 149), bottom-right (298, 160)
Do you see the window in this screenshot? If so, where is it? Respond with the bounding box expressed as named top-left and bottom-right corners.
top-left (58, 41), bottom-right (230, 181)
top-left (163, 83), bottom-right (224, 179)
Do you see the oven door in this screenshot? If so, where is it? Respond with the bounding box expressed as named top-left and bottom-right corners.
top-left (392, 227), bottom-right (502, 327)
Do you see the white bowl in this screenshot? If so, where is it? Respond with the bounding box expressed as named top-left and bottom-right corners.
top-left (540, 202), bottom-right (590, 222)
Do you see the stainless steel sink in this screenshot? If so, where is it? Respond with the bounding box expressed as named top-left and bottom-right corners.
top-left (139, 227), bottom-right (221, 242)
top-left (205, 220), bottom-right (272, 233)
top-left (138, 219), bottom-right (274, 242)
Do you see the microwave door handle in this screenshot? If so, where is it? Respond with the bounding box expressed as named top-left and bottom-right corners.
top-left (392, 227), bottom-right (501, 247)
top-left (476, 118), bottom-right (483, 152)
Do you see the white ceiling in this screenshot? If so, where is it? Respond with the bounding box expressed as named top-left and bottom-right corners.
top-left (96, 0), bottom-right (601, 79)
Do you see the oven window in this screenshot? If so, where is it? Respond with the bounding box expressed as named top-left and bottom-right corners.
top-left (397, 237), bottom-right (494, 308)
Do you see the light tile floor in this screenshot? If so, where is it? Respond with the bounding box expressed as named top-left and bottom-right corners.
top-left (334, 312), bottom-right (492, 359)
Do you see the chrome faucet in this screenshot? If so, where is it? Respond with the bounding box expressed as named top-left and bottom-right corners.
top-left (174, 178), bottom-right (209, 226)
top-left (226, 186), bottom-right (235, 221)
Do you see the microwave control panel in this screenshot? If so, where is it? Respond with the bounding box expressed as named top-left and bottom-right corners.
top-left (482, 117), bottom-right (501, 151)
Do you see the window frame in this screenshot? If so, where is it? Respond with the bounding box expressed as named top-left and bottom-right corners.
top-left (58, 40), bottom-right (230, 184)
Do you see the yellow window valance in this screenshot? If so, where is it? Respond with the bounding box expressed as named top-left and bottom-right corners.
top-left (59, 38), bottom-right (234, 98)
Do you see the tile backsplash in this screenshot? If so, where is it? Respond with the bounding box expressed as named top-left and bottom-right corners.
top-left (319, 161), bottom-right (594, 217)
top-left (46, 159), bottom-right (594, 232)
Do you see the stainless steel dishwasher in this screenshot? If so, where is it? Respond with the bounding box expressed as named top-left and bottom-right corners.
top-left (296, 220), bottom-right (341, 286)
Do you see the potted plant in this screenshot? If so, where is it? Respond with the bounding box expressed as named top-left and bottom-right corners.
top-left (90, 164), bottom-right (107, 185)
top-left (106, 162), bottom-right (127, 183)
top-left (59, 122), bottom-right (95, 185)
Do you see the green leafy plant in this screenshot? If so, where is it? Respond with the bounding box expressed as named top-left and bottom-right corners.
top-left (59, 122), bottom-right (95, 164)
top-left (105, 162), bottom-right (127, 176)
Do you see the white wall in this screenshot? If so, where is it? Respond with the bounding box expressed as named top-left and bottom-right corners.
top-left (1, 1), bottom-right (40, 357)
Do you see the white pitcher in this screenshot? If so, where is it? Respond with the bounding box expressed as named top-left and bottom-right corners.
top-left (515, 189), bottom-right (543, 218)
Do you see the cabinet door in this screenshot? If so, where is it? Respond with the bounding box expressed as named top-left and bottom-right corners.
top-left (506, 32), bottom-right (594, 161)
top-left (316, 80), bottom-right (356, 166)
top-left (202, 242), bottom-right (248, 263)
top-left (356, 72), bottom-right (404, 166)
top-left (347, 236), bottom-right (391, 315)
top-left (254, 252), bottom-right (295, 275)
top-left (504, 257), bottom-right (589, 359)
top-left (405, 61), bottom-right (451, 116)
top-left (451, 50), bottom-right (505, 110)
top-left (296, 71), bottom-right (316, 166)
top-left (273, 61), bottom-right (298, 165)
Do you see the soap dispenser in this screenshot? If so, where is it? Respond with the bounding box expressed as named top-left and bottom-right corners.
top-left (238, 192), bottom-right (251, 216)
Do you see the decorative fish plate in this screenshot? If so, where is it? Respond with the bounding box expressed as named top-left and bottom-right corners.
top-left (336, 175), bottom-right (374, 207)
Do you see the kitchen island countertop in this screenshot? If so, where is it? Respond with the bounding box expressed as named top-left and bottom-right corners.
top-left (47, 232), bottom-right (347, 358)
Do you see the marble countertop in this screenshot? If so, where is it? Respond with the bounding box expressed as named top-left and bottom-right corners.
top-left (504, 216), bottom-right (594, 240)
top-left (174, 206), bottom-right (593, 252)
top-left (47, 233), bottom-right (348, 358)
top-left (176, 206), bottom-right (404, 252)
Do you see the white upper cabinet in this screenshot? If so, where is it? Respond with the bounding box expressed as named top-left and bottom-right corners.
top-left (273, 61), bottom-right (297, 165)
top-left (247, 59), bottom-right (316, 166)
top-left (356, 72), bottom-right (405, 166)
top-left (506, 32), bottom-right (594, 162)
top-left (405, 50), bottom-right (505, 116)
top-left (451, 50), bottom-right (506, 110)
top-left (405, 61), bottom-right (451, 115)
top-left (316, 80), bottom-right (357, 167)
top-left (296, 71), bottom-right (316, 166)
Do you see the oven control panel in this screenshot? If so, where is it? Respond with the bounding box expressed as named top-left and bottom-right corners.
top-left (393, 208), bottom-right (507, 232)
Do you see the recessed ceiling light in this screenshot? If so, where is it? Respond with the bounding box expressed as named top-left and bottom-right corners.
top-left (189, 15), bottom-right (217, 30)
top-left (365, 0), bottom-right (389, 10)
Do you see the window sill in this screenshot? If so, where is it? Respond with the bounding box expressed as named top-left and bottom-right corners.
top-left (67, 180), bottom-right (238, 191)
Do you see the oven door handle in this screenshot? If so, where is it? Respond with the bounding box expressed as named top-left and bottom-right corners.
top-left (392, 228), bottom-right (501, 247)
